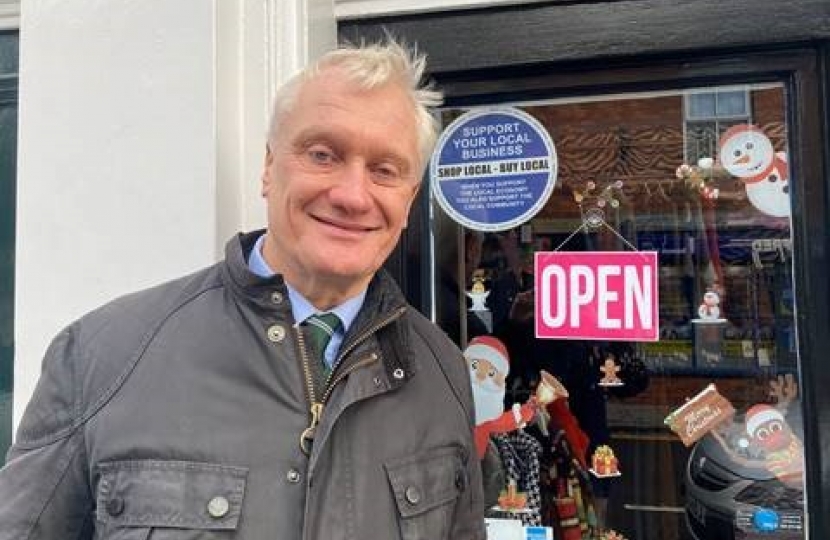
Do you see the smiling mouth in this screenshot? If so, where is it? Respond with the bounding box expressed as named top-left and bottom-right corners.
top-left (313, 215), bottom-right (376, 234)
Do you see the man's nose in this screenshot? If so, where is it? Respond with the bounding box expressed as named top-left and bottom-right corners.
top-left (329, 161), bottom-right (373, 211)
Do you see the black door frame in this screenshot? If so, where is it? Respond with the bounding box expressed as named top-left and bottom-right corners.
top-left (342, 3), bottom-right (830, 535)
top-left (0, 30), bottom-right (18, 458)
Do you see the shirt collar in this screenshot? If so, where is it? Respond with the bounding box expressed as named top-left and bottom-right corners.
top-left (248, 234), bottom-right (275, 279)
top-left (248, 233), bottom-right (365, 332)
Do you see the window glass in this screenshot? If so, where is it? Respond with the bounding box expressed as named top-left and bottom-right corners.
top-left (687, 89), bottom-right (749, 119)
top-left (432, 83), bottom-right (804, 539)
top-left (688, 92), bottom-right (717, 118)
top-left (717, 90), bottom-right (749, 117)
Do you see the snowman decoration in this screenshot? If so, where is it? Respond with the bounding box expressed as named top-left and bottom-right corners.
top-left (718, 124), bottom-right (790, 217)
top-left (747, 152), bottom-right (790, 218)
top-left (698, 290), bottom-right (722, 320)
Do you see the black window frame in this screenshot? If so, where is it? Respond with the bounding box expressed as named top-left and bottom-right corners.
top-left (0, 29), bottom-right (18, 459)
top-left (342, 5), bottom-right (830, 532)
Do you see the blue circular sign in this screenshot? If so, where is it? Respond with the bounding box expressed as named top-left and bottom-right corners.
top-left (430, 108), bottom-right (557, 232)
top-left (753, 508), bottom-right (780, 532)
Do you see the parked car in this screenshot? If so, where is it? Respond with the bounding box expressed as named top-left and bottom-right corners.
top-left (685, 410), bottom-right (804, 540)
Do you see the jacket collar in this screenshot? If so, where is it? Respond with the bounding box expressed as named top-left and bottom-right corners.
top-left (221, 230), bottom-right (292, 316)
top-left (221, 230), bottom-right (410, 337)
top-left (223, 232), bottom-right (416, 431)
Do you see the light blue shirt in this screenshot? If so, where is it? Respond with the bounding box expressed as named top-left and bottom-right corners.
top-left (248, 234), bottom-right (365, 369)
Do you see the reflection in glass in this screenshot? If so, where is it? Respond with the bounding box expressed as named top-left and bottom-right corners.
top-left (432, 83), bottom-right (803, 539)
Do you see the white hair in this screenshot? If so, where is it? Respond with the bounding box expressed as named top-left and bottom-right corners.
top-left (267, 38), bottom-right (444, 174)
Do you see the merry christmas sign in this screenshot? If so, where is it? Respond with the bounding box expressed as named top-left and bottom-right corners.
top-left (665, 384), bottom-right (735, 447)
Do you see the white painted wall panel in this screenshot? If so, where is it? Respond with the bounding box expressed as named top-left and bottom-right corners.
top-left (14, 0), bottom-right (217, 428)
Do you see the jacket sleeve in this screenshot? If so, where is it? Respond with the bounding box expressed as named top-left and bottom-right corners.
top-left (451, 441), bottom-right (487, 540)
top-left (429, 337), bottom-right (486, 540)
top-left (0, 325), bottom-right (94, 540)
top-left (450, 349), bottom-right (487, 540)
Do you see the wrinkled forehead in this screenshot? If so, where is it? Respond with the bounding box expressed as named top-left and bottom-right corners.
top-left (290, 69), bottom-right (418, 131)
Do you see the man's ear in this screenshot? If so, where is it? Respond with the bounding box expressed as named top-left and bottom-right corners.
top-left (261, 144), bottom-right (274, 197)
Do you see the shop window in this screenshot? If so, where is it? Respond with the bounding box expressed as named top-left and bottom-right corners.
top-left (684, 88), bottom-right (751, 165)
top-left (432, 83), bottom-right (803, 539)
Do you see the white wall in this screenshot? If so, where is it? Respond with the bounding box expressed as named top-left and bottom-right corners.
top-left (0, 0), bottom-right (19, 30)
top-left (13, 0), bottom-right (334, 430)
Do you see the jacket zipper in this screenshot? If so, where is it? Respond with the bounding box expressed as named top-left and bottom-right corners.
top-left (322, 305), bottom-right (406, 401)
top-left (296, 305), bottom-right (406, 454)
top-left (295, 327), bottom-right (320, 455)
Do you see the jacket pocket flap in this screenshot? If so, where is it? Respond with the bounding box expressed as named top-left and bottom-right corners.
top-left (96, 460), bottom-right (248, 530)
top-left (384, 446), bottom-right (464, 519)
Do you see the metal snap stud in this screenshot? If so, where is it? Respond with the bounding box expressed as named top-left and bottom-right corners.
top-left (392, 368), bottom-right (405, 380)
top-left (405, 486), bottom-right (421, 505)
top-left (207, 496), bottom-right (230, 518)
top-left (270, 291), bottom-right (284, 305)
top-left (267, 324), bottom-right (286, 342)
top-left (286, 468), bottom-right (301, 484)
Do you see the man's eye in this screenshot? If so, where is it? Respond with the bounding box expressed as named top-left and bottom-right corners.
top-left (371, 163), bottom-right (402, 183)
top-left (307, 146), bottom-right (336, 165)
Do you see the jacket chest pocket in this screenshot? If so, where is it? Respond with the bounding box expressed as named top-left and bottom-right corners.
top-left (384, 446), bottom-right (467, 540)
top-left (94, 460), bottom-right (248, 540)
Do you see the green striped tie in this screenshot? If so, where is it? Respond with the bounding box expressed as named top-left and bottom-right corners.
top-left (304, 312), bottom-right (342, 379)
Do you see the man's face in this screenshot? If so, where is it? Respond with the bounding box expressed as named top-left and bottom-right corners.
top-left (261, 68), bottom-right (421, 295)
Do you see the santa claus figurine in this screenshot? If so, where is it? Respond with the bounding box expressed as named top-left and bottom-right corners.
top-left (464, 336), bottom-right (537, 459)
top-left (745, 403), bottom-right (803, 485)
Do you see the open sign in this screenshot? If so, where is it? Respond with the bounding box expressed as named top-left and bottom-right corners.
top-left (535, 251), bottom-right (659, 341)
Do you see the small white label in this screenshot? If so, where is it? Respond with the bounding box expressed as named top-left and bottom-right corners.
top-left (485, 518), bottom-right (523, 540)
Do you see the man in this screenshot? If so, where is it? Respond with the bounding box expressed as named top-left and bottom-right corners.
top-left (0, 39), bottom-right (485, 540)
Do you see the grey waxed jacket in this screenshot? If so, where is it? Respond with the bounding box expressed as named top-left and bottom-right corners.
top-left (0, 231), bottom-right (486, 540)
